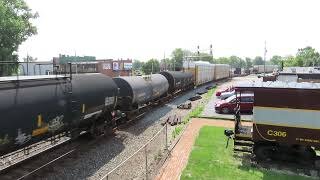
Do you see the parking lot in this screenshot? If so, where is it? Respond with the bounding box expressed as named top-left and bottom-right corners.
top-left (201, 75), bottom-right (260, 121)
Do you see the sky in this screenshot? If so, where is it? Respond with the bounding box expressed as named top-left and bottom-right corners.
top-left (18, 0), bottom-right (320, 62)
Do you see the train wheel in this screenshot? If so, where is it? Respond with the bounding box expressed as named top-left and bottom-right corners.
top-left (254, 145), bottom-right (275, 161)
top-left (300, 147), bottom-right (316, 164)
top-left (89, 123), bottom-right (102, 138)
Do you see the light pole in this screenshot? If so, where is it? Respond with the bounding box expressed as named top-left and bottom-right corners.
top-left (264, 41), bottom-right (267, 76)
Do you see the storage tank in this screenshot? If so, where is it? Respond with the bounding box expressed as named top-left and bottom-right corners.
top-left (0, 73), bottom-right (118, 155)
top-left (148, 74), bottom-right (169, 100)
top-left (113, 76), bottom-right (153, 111)
top-left (159, 71), bottom-right (194, 93)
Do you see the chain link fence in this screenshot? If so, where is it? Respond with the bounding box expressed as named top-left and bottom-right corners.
top-left (100, 123), bottom-right (170, 180)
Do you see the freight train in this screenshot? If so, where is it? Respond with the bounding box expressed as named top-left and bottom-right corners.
top-left (183, 61), bottom-right (230, 86)
top-left (225, 81), bottom-right (320, 163)
top-left (252, 65), bottom-right (278, 74)
top-left (0, 65), bottom-right (230, 156)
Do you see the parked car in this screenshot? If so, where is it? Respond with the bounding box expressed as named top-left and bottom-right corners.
top-left (219, 90), bottom-right (235, 100)
top-left (215, 93), bottom-right (254, 114)
top-left (215, 86), bottom-right (234, 97)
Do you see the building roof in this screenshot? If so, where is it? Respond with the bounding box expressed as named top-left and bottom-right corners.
top-left (0, 75), bottom-right (66, 82)
top-left (236, 80), bottom-right (320, 90)
top-left (282, 67), bottom-right (320, 74)
top-left (236, 81), bottom-right (320, 110)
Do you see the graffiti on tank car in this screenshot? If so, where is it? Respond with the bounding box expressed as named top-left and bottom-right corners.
top-left (105, 97), bottom-right (115, 106)
top-left (138, 92), bottom-right (146, 98)
top-left (15, 129), bottom-right (31, 145)
top-left (0, 134), bottom-right (10, 145)
top-left (48, 115), bottom-right (64, 132)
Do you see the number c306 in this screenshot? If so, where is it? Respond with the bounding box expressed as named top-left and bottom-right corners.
top-left (267, 130), bottom-right (287, 137)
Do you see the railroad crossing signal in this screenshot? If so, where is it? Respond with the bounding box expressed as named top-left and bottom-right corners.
top-left (197, 45), bottom-right (200, 56)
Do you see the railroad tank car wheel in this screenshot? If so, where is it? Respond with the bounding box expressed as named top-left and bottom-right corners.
top-left (221, 107), bottom-right (229, 114)
top-left (69, 129), bottom-right (81, 139)
top-left (103, 125), bottom-right (114, 137)
top-left (253, 145), bottom-right (275, 161)
top-left (89, 123), bottom-right (103, 138)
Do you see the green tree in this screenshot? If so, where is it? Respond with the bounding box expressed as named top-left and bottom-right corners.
top-left (214, 57), bottom-right (230, 65)
top-left (171, 48), bottom-right (184, 71)
top-left (253, 56), bottom-right (264, 65)
top-left (295, 46), bottom-right (320, 67)
top-left (198, 52), bottom-right (213, 63)
top-left (244, 57), bottom-right (253, 69)
top-left (23, 55), bottom-right (37, 62)
top-left (283, 56), bottom-right (297, 67)
top-left (132, 60), bottom-right (143, 70)
top-left (229, 56), bottom-right (244, 68)
top-left (0, 0), bottom-right (38, 76)
top-left (141, 59), bottom-right (160, 74)
top-left (270, 55), bottom-right (282, 66)
top-left (171, 48), bottom-right (192, 71)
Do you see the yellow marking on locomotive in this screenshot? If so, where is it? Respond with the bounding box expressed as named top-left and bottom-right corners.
top-left (37, 115), bottom-right (42, 127)
top-left (267, 130), bottom-right (287, 137)
top-left (32, 126), bottom-right (48, 137)
top-left (254, 122), bottom-right (320, 130)
top-left (82, 104), bottom-right (86, 113)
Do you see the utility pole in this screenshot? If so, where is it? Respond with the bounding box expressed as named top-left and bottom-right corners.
top-left (164, 52), bottom-right (166, 71)
top-left (26, 53), bottom-right (29, 75)
top-left (197, 45), bottom-right (200, 61)
top-left (264, 41), bottom-right (267, 76)
top-left (210, 44), bottom-right (213, 63)
top-left (151, 61), bottom-right (154, 74)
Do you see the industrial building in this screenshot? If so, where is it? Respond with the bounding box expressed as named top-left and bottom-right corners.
top-left (52, 55), bottom-right (132, 77)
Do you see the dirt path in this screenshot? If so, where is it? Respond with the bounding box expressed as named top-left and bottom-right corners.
top-left (155, 118), bottom-right (252, 180)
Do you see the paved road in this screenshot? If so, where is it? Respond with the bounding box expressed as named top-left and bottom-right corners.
top-left (201, 75), bottom-right (260, 121)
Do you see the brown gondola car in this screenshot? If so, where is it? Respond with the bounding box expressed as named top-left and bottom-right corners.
top-left (227, 81), bottom-right (320, 162)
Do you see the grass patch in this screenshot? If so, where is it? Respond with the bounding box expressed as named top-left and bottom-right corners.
top-left (172, 87), bottom-right (217, 139)
top-left (197, 115), bottom-right (252, 122)
top-left (172, 125), bottom-right (183, 139)
top-left (181, 126), bottom-right (311, 180)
